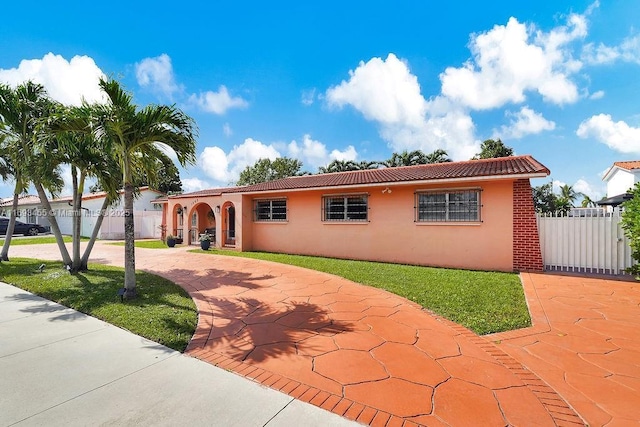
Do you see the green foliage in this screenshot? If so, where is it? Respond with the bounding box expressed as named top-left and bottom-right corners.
top-left (473, 139), bottom-right (514, 159)
top-left (237, 157), bottom-right (304, 185)
top-left (0, 236), bottom-right (87, 246)
top-left (532, 181), bottom-right (571, 214)
top-left (318, 149), bottom-right (451, 173)
top-left (189, 249), bottom-right (530, 334)
top-left (107, 240), bottom-right (170, 249)
top-left (318, 159), bottom-right (361, 173)
top-left (621, 183), bottom-right (640, 276)
top-left (90, 152), bottom-right (183, 195)
top-left (3, 259), bottom-right (197, 351)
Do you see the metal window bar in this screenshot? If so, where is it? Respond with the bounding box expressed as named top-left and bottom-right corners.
top-left (415, 190), bottom-right (480, 222)
top-left (254, 199), bottom-right (287, 221)
top-left (322, 195), bottom-right (368, 221)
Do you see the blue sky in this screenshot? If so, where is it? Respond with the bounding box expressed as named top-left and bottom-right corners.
top-left (1, 0), bottom-right (639, 201)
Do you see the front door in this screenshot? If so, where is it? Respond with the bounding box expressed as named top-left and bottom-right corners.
top-left (225, 205), bottom-right (236, 246)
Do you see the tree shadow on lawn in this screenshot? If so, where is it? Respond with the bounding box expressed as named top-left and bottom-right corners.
top-left (3, 259), bottom-right (198, 351)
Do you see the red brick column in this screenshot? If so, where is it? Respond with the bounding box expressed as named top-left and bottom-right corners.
top-left (513, 179), bottom-right (544, 272)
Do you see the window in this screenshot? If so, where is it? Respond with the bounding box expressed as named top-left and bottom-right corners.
top-left (254, 199), bottom-right (287, 221)
top-left (323, 195), bottom-right (368, 221)
top-left (416, 189), bottom-right (480, 222)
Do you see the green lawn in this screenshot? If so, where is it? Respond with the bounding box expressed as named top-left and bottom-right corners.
top-left (0, 236), bottom-right (88, 246)
top-left (2, 258), bottom-right (197, 352)
top-left (190, 249), bottom-right (530, 335)
top-left (108, 240), bottom-right (169, 249)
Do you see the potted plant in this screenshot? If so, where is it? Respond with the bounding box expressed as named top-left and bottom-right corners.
top-left (166, 235), bottom-right (177, 248)
top-left (199, 233), bottom-right (211, 250)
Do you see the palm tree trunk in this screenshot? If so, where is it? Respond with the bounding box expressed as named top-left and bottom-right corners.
top-left (71, 167), bottom-right (82, 270)
top-left (80, 197), bottom-right (110, 271)
top-left (34, 183), bottom-right (72, 266)
top-left (0, 192), bottom-right (19, 261)
top-left (123, 181), bottom-right (136, 298)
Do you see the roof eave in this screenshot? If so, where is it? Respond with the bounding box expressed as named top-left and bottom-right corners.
top-left (235, 172), bottom-right (549, 196)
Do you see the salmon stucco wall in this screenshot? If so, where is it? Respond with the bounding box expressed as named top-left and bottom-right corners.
top-left (245, 179), bottom-right (515, 271)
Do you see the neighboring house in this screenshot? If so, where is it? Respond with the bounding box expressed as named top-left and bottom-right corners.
top-left (0, 187), bottom-right (164, 239)
top-left (0, 195), bottom-right (42, 223)
top-left (599, 161), bottom-right (640, 208)
top-left (165, 155), bottom-right (549, 272)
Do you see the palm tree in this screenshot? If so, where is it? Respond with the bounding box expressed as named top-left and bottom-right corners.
top-left (91, 78), bottom-right (197, 298)
top-left (581, 195), bottom-right (597, 208)
top-left (318, 159), bottom-right (360, 173)
top-left (424, 149), bottom-right (451, 164)
top-left (384, 150), bottom-right (426, 167)
top-left (559, 184), bottom-right (583, 208)
top-left (0, 82), bottom-right (68, 263)
top-left (48, 103), bottom-right (123, 271)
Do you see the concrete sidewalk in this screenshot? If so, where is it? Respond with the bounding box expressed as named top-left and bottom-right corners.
top-left (0, 282), bottom-right (359, 427)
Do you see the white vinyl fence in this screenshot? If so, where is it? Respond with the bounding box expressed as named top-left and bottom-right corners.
top-left (537, 211), bottom-right (634, 275)
top-left (83, 210), bottom-right (162, 240)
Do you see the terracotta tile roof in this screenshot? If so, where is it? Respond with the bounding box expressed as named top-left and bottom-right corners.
top-left (0, 195), bottom-right (41, 207)
top-left (170, 187), bottom-right (230, 199)
top-left (173, 155), bottom-right (549, 198)
top-left (228, 155), bottom-right (549, 193)
top-left (613, 161), bottom-right (640, 171)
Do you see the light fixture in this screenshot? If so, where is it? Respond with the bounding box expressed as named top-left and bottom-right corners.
top-left (382, 187), bottom-right (392, 194)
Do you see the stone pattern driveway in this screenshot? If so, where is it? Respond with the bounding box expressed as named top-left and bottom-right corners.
top-left (489, 273), bottom-right (640, 426)
top-left (11, 243), bottom-right (639, 425)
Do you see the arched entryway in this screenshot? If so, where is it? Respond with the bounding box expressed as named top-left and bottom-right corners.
top-left (187, 203), bottom-right (216, 245)
top-left (172, 204), bottom-right (187, 243)
top-left (222, 202), bottom-right (236, 247)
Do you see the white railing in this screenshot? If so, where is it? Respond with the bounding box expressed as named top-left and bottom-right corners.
top-left (537, 211), bottom-right (633, 275)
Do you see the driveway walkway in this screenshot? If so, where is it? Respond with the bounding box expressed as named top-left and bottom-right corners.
top-left (7, 243), bottom-right (609, 426)
top-left (489, 273), bottom-right (640, 426)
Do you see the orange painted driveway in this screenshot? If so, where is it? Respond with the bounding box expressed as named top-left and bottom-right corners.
top-left (490, 273), bottom-right (640, 426)
top-left (9, 243), bottom-right (585, 426)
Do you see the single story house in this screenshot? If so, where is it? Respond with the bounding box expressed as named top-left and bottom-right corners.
top-left (165, 155), bottom-right (549, 272)
top-left (0, 187), bottom-right (164, 239)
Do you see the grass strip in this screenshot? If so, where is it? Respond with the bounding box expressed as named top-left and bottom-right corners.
top-left (0, 236), bottom-right (89, 246)
top-left (190, 249), bottom-right (530, 335)
top-left (2, 258), bottom-right (197, 351)
top-left (108, 240), bottom-right (169, 249)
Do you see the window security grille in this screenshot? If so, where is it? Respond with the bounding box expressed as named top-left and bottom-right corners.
top-left (416, 190), bottom-right (480, 222)
top-left (254, 199), bottom-right (287, 221)
top-left (322, 195), bottom-right (368, 221)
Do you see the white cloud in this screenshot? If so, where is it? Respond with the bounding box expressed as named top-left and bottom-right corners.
top-left (155, 142), bottom-right (178, 163)
top-left (440, 14), bottom-right (586, 109)
top-left (0, 53), bottom-right (105, 105)
top-left (181, 177), bottom-right (210, 193)
top-left (135, 54), bottom-right (181, 98)
top-left (58, 164), bottom-right (74, 197)
top-left (494, 106), bottom-right (555, 139)
top-left (326, 54), bottom-right (479, 160)
top-left (301, 88), bottom-right (316, 106)
top-left (327, 53), bottom-right (427, 127)
top-left (576, 114), bottom-right (640, 153)
top-left (582, 34), bottom-right (640, 65)
top-left (287, 134), bottom-right (358, 169)
top-left (589, 90), bottom-right (605, 100)
top-left (329, 146), bottom-right (358, 162)
top-left (199, 138), bottom-right (280, 184)
top-left (573, 178), bottom-right (602, 200)
top-left (222, 123), bottom-right (233, 137)
top-left (190, 85), bottom-right (249, 115)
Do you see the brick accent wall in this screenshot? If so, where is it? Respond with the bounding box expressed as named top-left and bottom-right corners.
top-left (513, 179), bottom-right (544, 272)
